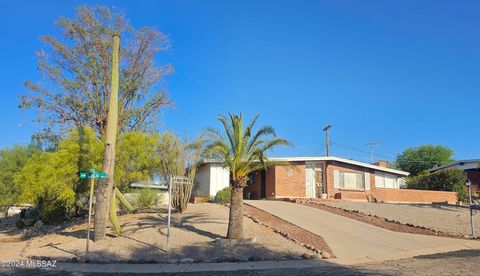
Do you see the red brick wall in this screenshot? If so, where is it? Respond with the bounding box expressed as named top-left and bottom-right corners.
top-left (334, 190), bottom-right (372, 201)
top-left (273, 163), bottom-right (306, 198)
top-left (373, 188), bottom-right (457, 204)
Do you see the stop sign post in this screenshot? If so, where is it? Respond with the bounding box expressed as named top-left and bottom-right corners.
top-left (79, 168), bottom-right (108, 261)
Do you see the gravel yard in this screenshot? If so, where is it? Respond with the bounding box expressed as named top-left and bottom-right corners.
top-left (322, 200), bottom-right (480, 237)
top-left (0, 203), bottom-right (314, 263)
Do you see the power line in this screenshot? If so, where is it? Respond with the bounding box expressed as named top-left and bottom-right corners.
top-left (330, 141), bottom-right (450, 165)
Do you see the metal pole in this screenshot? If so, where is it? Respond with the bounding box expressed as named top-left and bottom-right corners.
top-left (326, 129), bottom-right (330, 156)
top-left (468, 183), bottom-right (474, 237)
top-left (323, 125), bottom-right (332, 157)
top-left (166, 176), bottom-right (173, 252)
top-left (85, 177), bottom-right (95, 261)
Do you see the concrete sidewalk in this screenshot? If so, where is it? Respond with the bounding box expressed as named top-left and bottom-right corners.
top-left (246, 200), bottom-right (480, 265)
top-left (0, 259), bottom-right (345, 275)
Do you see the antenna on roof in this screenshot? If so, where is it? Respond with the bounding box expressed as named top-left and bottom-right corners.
top-left (365, 141), bottom-right (381, 163)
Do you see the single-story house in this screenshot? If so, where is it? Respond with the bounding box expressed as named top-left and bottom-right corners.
top-left (244, 156), bottom-right (409, 201)
top-left (194, 156), bottom-right (459, 204)
top-left (430, 159), bottom-right (480, 190)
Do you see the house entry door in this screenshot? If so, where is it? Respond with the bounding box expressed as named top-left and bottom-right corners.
top-left (315, 169), bottom-right (324, 198)
top-left (305, 163), bottom-right (316, 198)
top-left (260, 170), bottom-right (266, 199)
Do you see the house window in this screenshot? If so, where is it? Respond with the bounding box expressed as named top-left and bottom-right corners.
top-left (336, 171), bottom-right (365, 190)
top-left (375, 172), bottom-right (399, 189)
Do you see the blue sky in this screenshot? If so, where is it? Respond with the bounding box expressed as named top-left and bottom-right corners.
top-left (0, 0), bottom-right (479, 163)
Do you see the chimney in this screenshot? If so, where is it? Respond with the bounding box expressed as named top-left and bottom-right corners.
top-left (372, 161), bottom-right (388, 168)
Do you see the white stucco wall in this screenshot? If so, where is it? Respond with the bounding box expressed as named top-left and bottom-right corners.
top-left (194, 163), bottom-right (230, 196)
top-left (209, 164), bottom-right (230, 196)
top-left (194, 165), bottom-right (211, 196)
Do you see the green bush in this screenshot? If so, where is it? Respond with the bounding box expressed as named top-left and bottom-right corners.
top-left (136, 189), bottom-right (159, 208)
top-left (215, 187), bottom-right (231, 204)
top-left (406, 168), bottom-right (467, 202)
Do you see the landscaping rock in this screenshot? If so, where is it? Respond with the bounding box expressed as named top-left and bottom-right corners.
top-left (238, 255), bottom-right (249, 262)
top-left (20, 207), bottom-right (41, 227)
top-left (34, 220), bottom-right (44, 229)
top-left (301, 253), bottom-right (317, 259)
top-left (321, 251), bottom-right (332, 259)
top-left (248, 256), bottom-right (264, 262)
top-left (179, 258), bottom-right (194, 264)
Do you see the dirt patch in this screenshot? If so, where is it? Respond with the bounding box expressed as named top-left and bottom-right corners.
top-left (0, 203), bottom-right (315, 264)
top-left (243, 203), bottom-right (334, 258)
top-left (291, 199), bottom-right (469, 240)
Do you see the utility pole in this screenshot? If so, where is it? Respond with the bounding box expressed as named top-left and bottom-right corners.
top-left (365, 141), bottom-right (381, 163)
top-left (323, 125), bottom-right (332, 156)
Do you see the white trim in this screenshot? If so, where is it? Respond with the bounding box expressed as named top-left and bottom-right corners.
top-left (364, 172), bottom-right (370, 191)
top-left (268, 156), bottom-right (409, 176)
top-left (199, 156), bottom-right (410, 176)
top-left (333, 170), bottom-right (340, 188)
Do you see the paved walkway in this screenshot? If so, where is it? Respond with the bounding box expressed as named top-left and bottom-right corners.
top-left (245, 200), bottom-right (480, 264)
top-left (0, 259), bottom-right (340, 275)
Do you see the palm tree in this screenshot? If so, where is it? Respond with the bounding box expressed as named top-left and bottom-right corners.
top-left (203, 113), bottom-right (290, 239)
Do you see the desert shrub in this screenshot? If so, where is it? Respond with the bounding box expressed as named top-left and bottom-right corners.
top-left (157, 132), bottom-right (202, 213)
top-left (215, 187), bottom-right (231, 204)
top-left (136, 189), bottom-right (159, 208)
top-left (406, 168), bottom-right (467, 202)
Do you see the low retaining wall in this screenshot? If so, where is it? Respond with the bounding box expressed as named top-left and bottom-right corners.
top-left (373, 188), bottom-right (457, 204)
top-left (334, 190), bottom-right (371, 201)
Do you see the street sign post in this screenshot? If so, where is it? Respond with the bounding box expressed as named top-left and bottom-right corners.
top-left (79, 169), bottom-right (108, 262)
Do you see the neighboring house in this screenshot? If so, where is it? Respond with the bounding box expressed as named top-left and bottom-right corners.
top-left (430, 159), bottom-right (480, 189)
top-left (130, 173), bottom-right (168, 190)
top-left (194, 159), bottom-right (230, 196)
top-left (128, 173), bottom-right (169, 206)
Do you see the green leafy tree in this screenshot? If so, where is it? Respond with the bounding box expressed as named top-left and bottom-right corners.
top-left (203, 113), bottom-right (290, 239)
top-left (0, 145), bottom-right (40, 216)
top-left (12, 128), bottom-right (163, 223)
top-left (115, 131), bottom-right (162, 192)
top-left (395, 145), bottom-right (453, 176)
top-left (406, 168), bottom-right (467, 202)
top-left (15, 128), bottom-right (102, 222)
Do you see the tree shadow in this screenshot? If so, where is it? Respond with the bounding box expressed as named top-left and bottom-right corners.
top-left (38, 242), bottom-right (82, 258)
top-left (392, 202), bottom-right (463, 212)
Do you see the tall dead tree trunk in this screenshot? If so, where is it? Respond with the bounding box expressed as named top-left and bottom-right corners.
top-left (93, 34), bottom-right (120, 241)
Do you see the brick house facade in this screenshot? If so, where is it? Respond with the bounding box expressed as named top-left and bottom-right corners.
top-left (244, 156), bottom-right (457, 204)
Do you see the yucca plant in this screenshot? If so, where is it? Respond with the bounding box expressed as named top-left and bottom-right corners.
top-left (203, 113), bottom-right (290, 239)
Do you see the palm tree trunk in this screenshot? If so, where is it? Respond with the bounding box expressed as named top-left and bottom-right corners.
top-left (227, 185), bottom-right (245, 239)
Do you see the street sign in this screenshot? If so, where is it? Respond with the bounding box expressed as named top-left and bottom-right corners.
top-left (79, 169), bottom-right (108, 179)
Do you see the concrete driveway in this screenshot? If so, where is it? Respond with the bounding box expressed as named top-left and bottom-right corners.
top-left (245, 200), bottom-right (480, 264)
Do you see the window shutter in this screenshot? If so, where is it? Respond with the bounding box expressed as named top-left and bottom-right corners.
top-left (334, 170), bottom-right (340, 188)
top-left (364, 172), bottom-right (370, 190)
